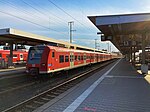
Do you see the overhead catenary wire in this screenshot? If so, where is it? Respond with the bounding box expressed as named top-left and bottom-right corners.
top-left (1, 0), bottom-right (69, 32)
top-left (0, 0), bottom-right (97, 40)
top-left (0, 0), bottom-right (70, 37)
top-left (20, 0), bottom-right (69, 29)
top-left (29, 0), bottom-right (69, 24)
top-left (47, 0), bottom-right (89, 29)
top-left (1, 0), bottom-right (47, 22)
top-left (46, 0), bottom-right (99, 39)
top-left (0, 10), bottom-right (67, 36)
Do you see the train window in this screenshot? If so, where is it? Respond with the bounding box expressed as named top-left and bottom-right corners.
top-left (75, 56), bottom-right (77, 61)
top-left (0, 54), bottom-right (1, 58)
top-left (59, 55), bottom-right (64, 63)
top-left (52, 52), bottom-right (55, 58)
top-left (27, 46), bottom-right (46, 64)
top-left (3, 46), bottom-right (10, 50)
top-left (65, 56), bottom-right (69, 62)
top-left (78, 56), bottom-right (80, 60)
top-left (13, 55), bottom-right (17, 58)
top-left (81, 56), bottom-right (83, 60)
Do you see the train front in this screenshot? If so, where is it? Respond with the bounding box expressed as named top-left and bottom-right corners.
top-left (26, 45), bottom-right (50, 75)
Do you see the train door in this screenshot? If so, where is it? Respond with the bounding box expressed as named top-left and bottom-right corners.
top-left (90, 53), bottom-right (92, 63)
top-left (51, 50), bottom-right (55, 69)
top-left (93, 53), bottom-right (96, 63)
top-left (96, 54), bottom-right (98, 62)
top-left (84, 53), bottom-right (86, 64)
top-left (101, 54), bottom-right (103, 61)
top-left (70, 52), bottom-right (74, 68)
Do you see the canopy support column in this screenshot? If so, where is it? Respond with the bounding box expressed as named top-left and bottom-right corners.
top-left (141, 34), bottom-right (148, 74)
top-left (130, 44), bottom-right (132, 62)
top-left (8, 42), bottom-right (14, 68)
top-left (133, 46), bottom-right (136, 66)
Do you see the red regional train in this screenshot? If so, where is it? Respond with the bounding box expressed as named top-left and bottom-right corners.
top-left (26, 45), bottom-right (117, 75)
top-left (0, 50), bottom-right (28, 64)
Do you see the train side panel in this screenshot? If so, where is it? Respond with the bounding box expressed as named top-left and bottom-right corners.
top-left (26, 45), bottom-right (118, 75)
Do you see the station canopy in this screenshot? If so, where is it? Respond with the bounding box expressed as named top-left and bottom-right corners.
top-left (0, 28), bottom-right (102, 52)
top-left (88, 13), bottom-right (150, 54)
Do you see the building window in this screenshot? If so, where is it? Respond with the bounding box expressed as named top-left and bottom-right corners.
top-left (59, 55), bottom-right (64, 63)
top-left (65, 56), bottom-right (69, 62)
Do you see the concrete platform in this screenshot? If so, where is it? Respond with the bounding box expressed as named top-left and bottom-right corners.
top-left (0, 67), bottom-right (25, 76)
top-left (34, 59), bottom-right (150, 112)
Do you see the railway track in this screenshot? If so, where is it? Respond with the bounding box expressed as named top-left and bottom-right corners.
top-left (3, 59), bottom-right (116, 112)
top-left (0, 73), bottom-right (33, 94)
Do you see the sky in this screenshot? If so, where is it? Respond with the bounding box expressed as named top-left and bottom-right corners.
top-left (0, 0), bottom-right (150, 52)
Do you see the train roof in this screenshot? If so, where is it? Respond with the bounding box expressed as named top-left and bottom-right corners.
top-left (31, 45), bottom-right (109, 55)
top-left (45, 45), bottom-right (110, 54)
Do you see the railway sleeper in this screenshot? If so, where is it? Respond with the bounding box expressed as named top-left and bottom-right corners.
top-left (18, 107), bottom-right (34, 112)
top-left (54, 89), bottom-right (66, 93)
top-left (34, 98), bottom-right (50, 103)
top-left (33, 100), bottom-right (45, 105)
top-left (67, 83), bottom-right (76, 87)
top-left (56, 88), bottom-right (68, 92)
top-left (56, 87), bottom-right (68, 91)
top-left (62, 85), bottom-right (73, 89)
top-left (55, 88), bottom-right (69, 93)
top-left (40, 97), bottom-right (51, 101)
top-left (46, 94), bottom-right (57, 98)
top-left (59, 86), bottom-right (70, 90)
top-left (25, 104), bottom-right (37, 109)
top-left (50, 91), bottom-right (61, 95)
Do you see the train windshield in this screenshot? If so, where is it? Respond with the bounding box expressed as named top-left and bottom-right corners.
top-left (0, 53), bottom-right (1, 58)
top-left (28, 46), bottom-right (45, 64)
